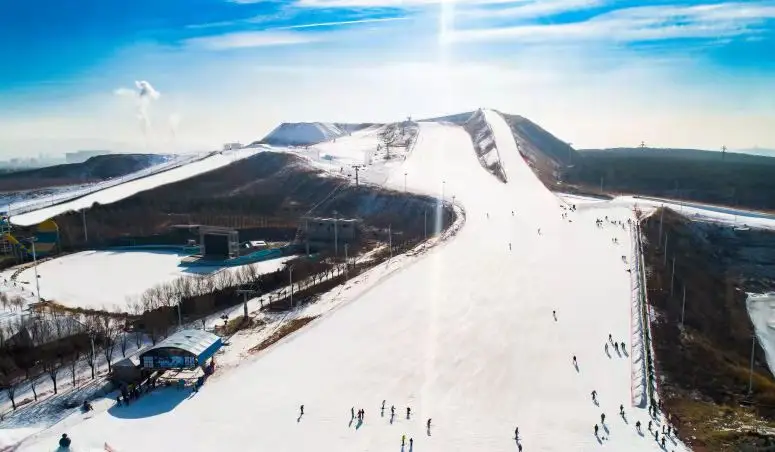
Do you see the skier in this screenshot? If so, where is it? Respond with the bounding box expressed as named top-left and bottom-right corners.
top-left (572, 355), bottom-right (577, 366)
top-left (427, 418), bottom-right (432, 429)
top-left (409, 438), bottom-right (413, 448)
top-left (635, 420), bottom-right (641, 433)
top-left (59, 434), bottom-right (71, 449)
top-left (621, 341), bottom-right (626, 353)
top-left (351, 407), bottom-right (355, 418)
top-left (648, 420), bottom-right (653, 431)
top-left (382, 400), bottom-right (386, 410)
top-left (487, 213), bottom-right (489, 219)
top-left (402, 434), bottom-right (406, 446)
top-left (512, 211), bottom-right (514, 216)
top-left (661, 436), bottom-right (666, 448)
top-left (514, 426), bottom-right (519, 439)
top-left (605, 343), bottom-right (609, 354)
top-left (518, 443), bottom-right (523, 452)
top-left (619, 404), bottom-right (624, 416)
top-left (601, 413), bottom-right (606, 424)
top-left (614, 342), bottom-right (619, 353)
top-left (591, 390), bottom-right (597, 402)
top-left (609, 333), bottom-right (613, 343)
top-left (509, 243), bottom-right (512, 250)
top-left (594, 424), bottom-right (599, 436)
top-left (537, 228), bottom-right (541, 235)
top-left (300, 404), bottom-right (304, 415)
top-left (553, 310), bottom-right (557, 321)
top-left (391, 405), bottom-right (395, 417)
top-left (407, 406), bottom-right (411, 419)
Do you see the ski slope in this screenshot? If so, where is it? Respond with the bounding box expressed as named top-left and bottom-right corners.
top-left (9, 147), bottom-right (265, 227)
top-left (15, 112), bottom-right (684, 452)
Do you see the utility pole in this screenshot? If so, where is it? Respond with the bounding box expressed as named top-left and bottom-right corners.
top-left (441, 180), bottom-right (446, 202)
top-left (82, 209), bottom-right (88, 243)
top-left (333, 212), bottom-right (338, 258)
top-left (640, 141), bottom-right (646, 150)
top-left (388, 224), bottom-right (392, 260)
top-left (681, 285), bottom-right (686, 327)
top-left (31, 237), bottom-right (41, 303)
top-left (658, 207), bottom-right (664, 247)
top-left (670, 257), bottom-right (676, 297)
top-left (664, 233), bottom-right (669, 266)
top-left (305, 218), bottom-right (310, 256)
top-left (352, 165), bottom-right (361, 186)
top-left (289, 266), bottom-right (294, 308)
top-left (749, 334), bottom-right (756, 395)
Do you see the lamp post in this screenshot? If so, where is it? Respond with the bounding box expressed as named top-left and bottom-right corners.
top-left (30, 237), bottom-right (41, 303)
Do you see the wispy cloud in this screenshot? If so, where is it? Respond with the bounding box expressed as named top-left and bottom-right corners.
top-left (294, 0), bottom-right (521, 7)
top-left (461, 0), bottom-right (606, 20)
top-left (273, 16), bottom-right (409, 29)
top-left (184, 31), bottom-right (319, 49)
top-left (448, 2), bottom-right (775, 43)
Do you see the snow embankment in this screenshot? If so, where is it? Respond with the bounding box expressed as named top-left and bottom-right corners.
top-left (9, 147), bottom-right (263, 227)
top-left (260, 122), bottom-right (346, 147)
top-left (747, 293), bottom-right (775, 377)
top-left (462, 109), bottom-right (507, 183)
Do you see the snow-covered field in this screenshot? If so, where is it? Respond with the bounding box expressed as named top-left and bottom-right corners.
top-left (10, 112), bottom-right (687, 452)
top-left (9, 147), bottom-right (266, 227)
top-left (11, 250), bottom-right (292, 311)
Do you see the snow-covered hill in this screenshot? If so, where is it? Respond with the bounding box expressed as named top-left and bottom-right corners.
top-left (13, 111), bottom-right (687, 452)
top-left (260, 122), bottom-right (347, 146)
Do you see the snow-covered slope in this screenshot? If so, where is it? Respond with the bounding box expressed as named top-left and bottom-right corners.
top-left (260, 122), bottom-right (347, 146)
top-left (14, 111), bottom-right (684, 452)
top-left (9, 147), bottom-right (264, 227)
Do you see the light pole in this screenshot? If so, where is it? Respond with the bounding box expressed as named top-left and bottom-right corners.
top-left (289, 266), bottom-right (294, 308)
top-left (30, 237), bottom-right (41, 303)
top-left (441, 180), bottom-right (446, 202)
top-left (82, 209), bottom-right (88, 243)
top-left (344, 243), bottom-right (349, 279)
top-left (749, 334), bottom-right (756, 395)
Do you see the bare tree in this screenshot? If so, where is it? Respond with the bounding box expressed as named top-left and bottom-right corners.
top-left (85, 335), bottom-right (96, 379)
top-left (43, 354), bottom-right (61, 395)
top-left (100, 316), bottom-right (119, 373)
top-left (69, 349), bottom-right (80, 387)
top-left (120, 331), bottom-right (129, 358)
top-left (0, 356), bottom-right (19, 410)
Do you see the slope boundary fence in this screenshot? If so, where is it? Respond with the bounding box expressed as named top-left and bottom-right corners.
top-left (634, 218), bottom-right (658, 407)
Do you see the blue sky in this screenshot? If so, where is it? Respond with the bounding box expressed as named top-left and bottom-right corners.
top-left (1, 0), bottom-right (775, 156)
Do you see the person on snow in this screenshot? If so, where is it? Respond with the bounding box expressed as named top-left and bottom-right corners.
top-left (594, 424), bottom-right (599, 436)
top-left (619, 404), bottom-right (624, 416)
top-left (382, 400), bottom-right (386, 410)
top-left (300, 405), bottom-right (304, 416)
top-left (391, 405), bottom-right (395, 417)
top-left (648, 420), bottom-right (653, 431)
top-left (553, 310), bottom-right (557, 321)
top-left (609, 333), bottom-right (613, 344)
top-left (407, 407), bottom-right (411, 419)
top-left (409, 438), bottom-right (413, 448)
top-left (621, 341), bottom-right (626, 353)
top-left (601, 413), bottom-right (606, 424)
top-left (509, 243), bottom-right (512, 251)
top-left (427, 418), bottom-right (432, 429)
top-left (635, 420), bottom-right (641, 433)
top-left (614, 342), bottom-right (619, 353)
top-left (591, 390), bottom-right (597, 402)
top-left (59, 434), bottom-right (71, 449)
top-left (605, 343), bottom-right (609, 355)
top-left (572, 355), bottom-right (577, 366)
top-left (661, 436), bottom-right (666, 448)
top-left (351, 407), bottom-right (355, 419)
top-left (402, 434), bottom-right (406, 446)
top-left (514, 426), bottom-right (519, 439)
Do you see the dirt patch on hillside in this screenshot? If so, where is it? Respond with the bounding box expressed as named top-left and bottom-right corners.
top-left (249, 317), bottom-right (318, 354)
top-left (642, 208), bottom-right (775, 451)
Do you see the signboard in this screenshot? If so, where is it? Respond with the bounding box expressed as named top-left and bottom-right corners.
top-left (142, 355), bottom-right (197, 369)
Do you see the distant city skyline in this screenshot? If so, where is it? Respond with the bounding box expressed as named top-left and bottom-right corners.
top-left (1, 0), bottom-right (774, 156)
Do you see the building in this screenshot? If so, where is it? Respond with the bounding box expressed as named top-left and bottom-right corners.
top-left (111, 354), bottom-right (144, 383)
top-left (223, 142), bottom-right (242, 151)
top-left (139, 329), bottom-right (223, 370)
top-left (303, 217), bottom-right (360, 242)
top-left (65, 150), bottom-right (109, 164)
top-left (199, 226), bottom-right (239, 259)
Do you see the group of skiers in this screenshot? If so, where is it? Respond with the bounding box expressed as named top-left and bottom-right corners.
top-left (605, 333), bottom-right (627, 357)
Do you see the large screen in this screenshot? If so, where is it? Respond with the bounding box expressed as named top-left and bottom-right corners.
top-left (203, 233), bottom-right (230, 258)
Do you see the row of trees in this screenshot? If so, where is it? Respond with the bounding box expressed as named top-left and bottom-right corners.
top-left (0, 311), bottom-right (136, 411)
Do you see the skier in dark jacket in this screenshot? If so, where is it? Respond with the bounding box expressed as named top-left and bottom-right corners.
top-left (59, 434), bottom-right (71, 448)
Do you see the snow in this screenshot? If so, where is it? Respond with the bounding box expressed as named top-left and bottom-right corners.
top-left (9, 147), bottom-right (265, 227)
top-left (12, 250), bottom-right (292, 311)
top-left (747, 293), bottom-right (775, 377)
top-left (11, 111), bottom-right (685, 452)
top-left (262, 122), bottom-right (346, 146)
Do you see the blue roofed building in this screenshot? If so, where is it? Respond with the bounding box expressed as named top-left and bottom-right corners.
top-left (139, 329), bottom-right (223, 370)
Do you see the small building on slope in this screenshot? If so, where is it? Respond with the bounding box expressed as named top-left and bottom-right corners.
top-left (139, 329), bottom-right (223, 370)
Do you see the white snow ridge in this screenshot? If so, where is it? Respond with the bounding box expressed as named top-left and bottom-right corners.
top-left (14, 110), bottom-right (688, 452)
top-left (262, 122), bottom-right (346, 146)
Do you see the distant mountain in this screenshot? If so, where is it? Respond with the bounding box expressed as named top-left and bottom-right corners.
top-left (733, 147), bottom-right (775, 158)
top-left (578, 147), bottom-right (775, 164)
top-left (0, 154), bottom-right (171, 192)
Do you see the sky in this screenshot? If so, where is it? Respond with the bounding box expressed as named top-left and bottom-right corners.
top-left (1, 0), bottom-right (774, 157)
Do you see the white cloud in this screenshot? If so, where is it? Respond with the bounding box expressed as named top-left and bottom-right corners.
top-left (184, 31), bottom-right (319, 49)
top-left (448, 2), bottom-right (775, 43)
top-left (295, 0), bottom-right (523, 7)
top-left (461, 0), bottom-right (605, 19)
top-left (274, 16), bottom-right (410, 29)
